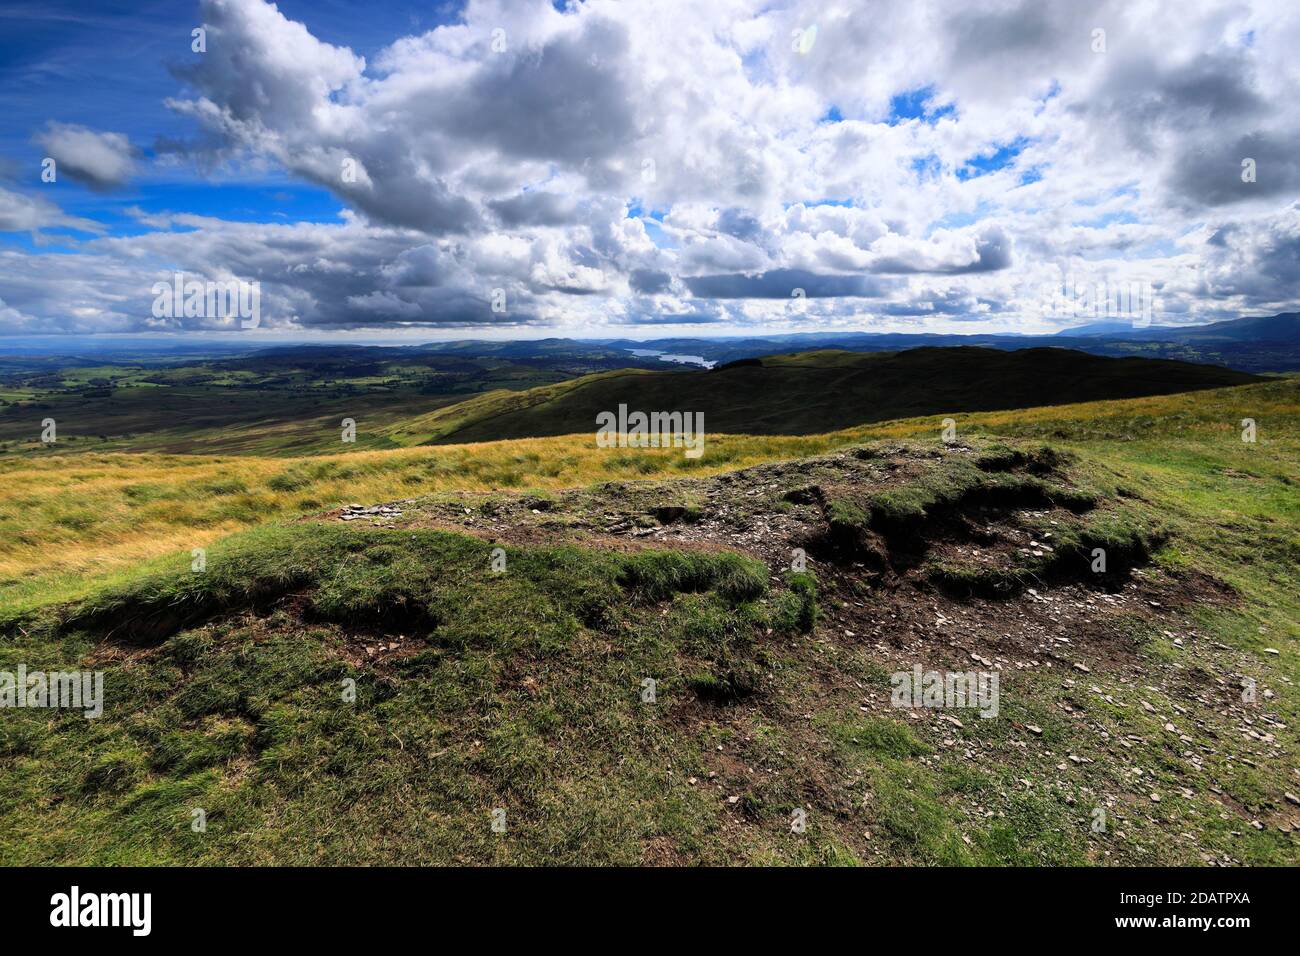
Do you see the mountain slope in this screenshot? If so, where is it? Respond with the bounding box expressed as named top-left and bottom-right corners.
top-left (1060, 312), bottom-right (1300, 342)
top-left (4, 409), bottom-right (1296, 865)
top-left (1127, 312), bottom-right (1300, 342)
top-left (591, 311), bottom-right (1300, 371)
top-left (396, 347), bottom-right (1259, 445)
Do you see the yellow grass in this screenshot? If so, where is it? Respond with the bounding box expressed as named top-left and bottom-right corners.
top-left (3, 378), bottom-right (1295, 613)
top-left (0, 436), bottom-right (827, 591)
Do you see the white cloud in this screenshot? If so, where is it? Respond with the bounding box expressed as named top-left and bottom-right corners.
top-left (2, 0), bottom-right (1300, 334)
top-left (34, 123), bottom-right (136, 191)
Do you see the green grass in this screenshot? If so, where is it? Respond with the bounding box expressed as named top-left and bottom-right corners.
top-left (0, 375), bottom-right (1296, 865)
top-left (0, 350), bottom-right (601, 458)
top-left (0, 522), bottom-right (809, 865)
top-left (399, 346), bottom-right (1259, 444)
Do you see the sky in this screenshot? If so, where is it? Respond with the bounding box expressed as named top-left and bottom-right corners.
top-left (0, 0), bottom-right (1298, 341)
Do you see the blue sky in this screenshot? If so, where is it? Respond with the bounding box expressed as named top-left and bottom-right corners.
top-left (0, 0), bottom-right (440, 244)
top-left (0, 0), bottom-right (1296, 339)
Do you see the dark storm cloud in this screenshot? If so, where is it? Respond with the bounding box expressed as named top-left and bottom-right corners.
top-left (1080, 51), bottom-right (1267, 153)
top-left (629, 268), bottom-right (672, 294)
top-left (1202, 205), bottom-right (1300, 299)
top-left (488, 191), bottom-right (579, 227)
top-left (323, 161), bottom-right (483, 235)
top-left (1076, 46), bottom-right (1300, 214)
top-left (444, 17), bottom-right (637, 166)
top-left (948, 1), bottom-right (1056, 62)
top-left (1171, 130), bottom-right (1300, 207)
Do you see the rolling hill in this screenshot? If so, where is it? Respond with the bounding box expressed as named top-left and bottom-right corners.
top-left (2, 377), bottom-right (1296, 866)
top-left (392, 347), bottom-right (1260, 446)
top-left (0, 343), bottom-right (671, 458)
top-left (591, 311), bottom-right (1300, 371)
top-left (1062, 311), bottom-right (1300, 343)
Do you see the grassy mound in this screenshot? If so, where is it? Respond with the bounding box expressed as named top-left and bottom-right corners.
top-left (813, 443), bottom-right (1163, 596)
top-left (0, 379), bottom-right (1296, 867)
top-left (0, 524), bottom-right (808, 865)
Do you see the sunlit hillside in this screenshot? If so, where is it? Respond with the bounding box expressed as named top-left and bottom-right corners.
top-left (4, 377), bottom-right (1295, 622)
top-left (1, 376), bottom-right (1296, 866)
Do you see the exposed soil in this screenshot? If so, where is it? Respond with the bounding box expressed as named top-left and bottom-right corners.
top-left (313, 442), bottom-right (1221, 667)
top-left (296, 440), bottom-right (1294, 862)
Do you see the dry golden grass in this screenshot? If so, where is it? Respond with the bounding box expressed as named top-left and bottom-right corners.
top-left (3, 377), bottom-right (1294, 613)
top-left (0, 433), bottom-right (827, 598)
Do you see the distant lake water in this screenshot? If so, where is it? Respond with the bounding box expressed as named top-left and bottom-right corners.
top-left (626, 348), bottom-right (716, 369)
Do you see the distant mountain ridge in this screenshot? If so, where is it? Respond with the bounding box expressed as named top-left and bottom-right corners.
top-left (389, 346), bottom-right (1260, 446)
top-left (411, 312), bottom-right (1299, 373)
top-left (1060, 312), bottom-right (1299, 343)
top-left (5, 312), bottom-right (1294, 373)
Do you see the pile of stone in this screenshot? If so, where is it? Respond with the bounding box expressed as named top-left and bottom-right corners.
top-left (339, 503), bottom-right (403, 522)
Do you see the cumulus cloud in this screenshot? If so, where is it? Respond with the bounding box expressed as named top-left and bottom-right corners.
top-left (0, 186), bottom-right (103, 236)
top-left (684, 269), bottom-right (886, 299)
top-left (2, 0), bottom-right (1300, 334)
top-left (34, 123), bottom-right (136, 191)
top-left (867, 227), bottom-right (1014, 275)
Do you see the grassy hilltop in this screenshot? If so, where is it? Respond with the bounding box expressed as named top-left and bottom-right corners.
top-left (391, 347), bottom-right (1259, 445)
top-left (0, 356), bottom-right (1295, 865)
top-left (0, 346), bottom-right (1255, 459)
